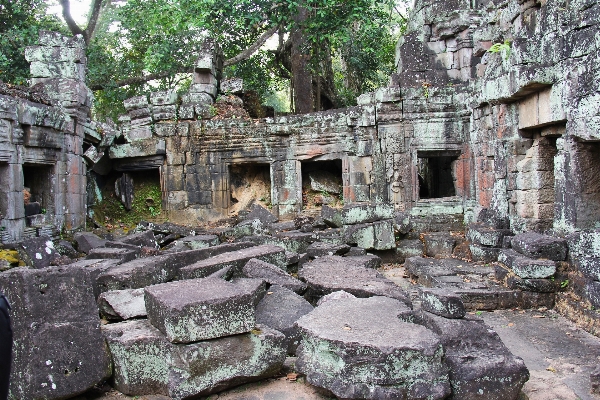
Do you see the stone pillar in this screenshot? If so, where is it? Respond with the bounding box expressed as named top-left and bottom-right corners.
top-left (272, 160), bottom-right (301, 220)
top-left (25, 31), bottom-right (92, 231)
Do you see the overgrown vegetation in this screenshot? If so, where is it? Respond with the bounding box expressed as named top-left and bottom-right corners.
top-left (89, 171), bottom-right (165, 231)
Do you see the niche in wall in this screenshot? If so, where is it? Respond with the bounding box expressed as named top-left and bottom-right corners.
top-left (417, 151), bottom-right (460, 199)
top-left (300, 159), bottom-right (343, 209)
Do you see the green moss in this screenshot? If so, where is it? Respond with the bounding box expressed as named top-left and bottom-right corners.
top-left (89, 171), bottom-right (165, 231)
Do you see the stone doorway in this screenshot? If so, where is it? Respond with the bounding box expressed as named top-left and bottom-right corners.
top-left (23, 164), bottom-right (55, 218)
top-left (300, 159), bottom-right (343, 210)
top-left (229, 163), bottom-right (272, 215)
top-left (417, 152), bottom-right (460, 199)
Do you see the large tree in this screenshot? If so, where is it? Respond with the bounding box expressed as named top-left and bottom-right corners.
top-left (2, 0), bottom-right (407, 118)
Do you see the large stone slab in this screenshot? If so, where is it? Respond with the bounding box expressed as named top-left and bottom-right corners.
top-left (299, 256), bottom-right (411, 306)
top-left (119, 229), bottom-right (158, 248)
top-left (145, 278), bottom-right (265, 343)
top-left (96, 242), bottom-right (254, 292)
top-left (242, 258), bottom-right (307, 293)
top-left (0, 266), bottom-right (111, 399)
top-left (98, 288), bottom-right (147, 320)
top-left (178, 244), bottom-right (286, 280)
top-left (305, 242), bottom-right (350, 258)
top-left (498, 249), bottom-right (557, 279)
top-left (103, 320), bottom-right (286, 399)
top-left (419, 311), bottom-right (529, 400)
top-left (511, 232), bottom-right (568, 261)
top-left (255, 285), bottom-right (314, 355)
top-left (295, 296), bottom-right (449, 399)
top-left (86, 247), bottom-right (138, 264)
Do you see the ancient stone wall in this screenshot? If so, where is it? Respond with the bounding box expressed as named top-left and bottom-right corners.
top-left (0, 31), bottom-right (91, 241)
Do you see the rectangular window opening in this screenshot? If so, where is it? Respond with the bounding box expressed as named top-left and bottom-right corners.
top-left (229, 163), bottom-right (272, 214)
top-left (301, 159), bottom-right (343, 210)
top-left (417, 153), bottom-right (460, 199)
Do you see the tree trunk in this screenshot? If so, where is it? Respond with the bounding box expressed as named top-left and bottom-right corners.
top-left (290, 7), bottom-right (313, 114)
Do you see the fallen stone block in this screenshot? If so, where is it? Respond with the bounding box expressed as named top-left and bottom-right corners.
top-left (119, 230), bottom-right (158, 248)
top-left (466, 223), bottom-right (512, 247)
top-left (419, 288), bottom-right (466, 319)
top-left (345, 246), bottom-right (367, 256)
top-left (511, 232), bottom-right (568, 261)
top-left (145, 277), bottom-right (265, 343)
top-left (181, 234), bottom-right (220, 249)
top-left (0, 266), bottom-right (111, 400)
top-left (86, 247), bottom-right (138, 264)
top-left (244, 204), bottom-right (278, 225)
top-left (74, 232), bottom-right (108, 254)
top-left (423, 232), bottom-right (458, 258)
top-left (345, 254), bottom-right (382, 269)
top-left (273, 231), bottom-right (317, 253)
top-left (506, 275), bottom-right (558, 293)
top-left (242, 258), bottom-right (307, 293)
top-left (499, 249), bottom-right (557, 279)
top-left (256, 285), bottom-right (314, 355)
top-left (296, 296), bottom-right (449, 399)
top-left (178, 244), bottom-right (286, 280)
top-left (98, 288), bottom-right (147, 320)
top-left (299, 256), bottom-right (411, 306)
top-left (396, 239), bottom-right (424, 262)
top-left (469, 243), bottom-right (500, 262)
top-left (103, 320), bottom-right (286, 399)
top-left (306, 242), bottom-right (350, 258)
top-left (96, 242), bottom-right (254, 292)
top-left (316, 290), bottom-right (356, 306)
top-left (341, 203), bottom-right (395, 225)
top-left (343, 219), bottom-right (396, 250)
top-left (16, 236), bottom-right (59, 268)
top-left (405, 257), bottom-right (494, 287)
top-left (321, 205), bottom-right (342, 228)
top-left (66, 258), bottom-right (121, 299)
top-left (419, 311), bottom-right (529, 400)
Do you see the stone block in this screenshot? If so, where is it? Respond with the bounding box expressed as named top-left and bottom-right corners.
top-left (306, 242), bottom-right (350, 258)
top-left (220, 78), bottom-right (243, 94)
top-left (144, 277), bottom-right (265, 343)
top-left (344, 254), bottom-right (382, 269)
top-left (0, 266), bottom-right (111, 399)
top-left (506, 275), bottom-right (557, 293)
top-left (86, 247), bottom-right (138, 264)
top-left (419, 311), bottom-right (529, 400)
top-left (511, 232), bottom-right (567, 261)
top-left (150, 90), bottom-right (178, 105)
top-left (123, 96), bottom-right (149, 111)
top-left (296, 297), bottom-right (448, 399)
top-left (469, 243), bottom-right (500, 262)
top-left (17, 236), bottom-right (59, 268)
top-left (152, 105), bottom-right (177, 121)
top-left (423, 232), bottom-right (458, 258)
top-left (255, 285), bottom-right (314, 355)
top-left (98, 288), bottom-right (147, 320)
top-left (466, 223), bottom-right (512, 247)
top-left (321, 205), bottom-right (342, 228)
top-left (119, 230), bottom-right (158, 249)
top-left (126, 125), bottom-right (152, 141)
top-left (574, 256), bottom-right (600, 282)
top-left (180, 234), bottom-right (219, 250)
top-left (419, 288), bottom-right (466, 319)
top-left (341, 203), bottom-right (395, 225)
top-left (499, 249), bottom-right (557, 279)
top-left (299, 256), bottom-right (411, 306)
top-left (244, 204), bottom-right (278, 225)
top-left (103, 319), bottom-right (286, 398)
top-left (242, 258), bottom-right (307, 293)
top-left (178, 244), bottom-right (286, 280)
top-left (343, 219), bottom-right (396, 250)
top-left (96, 242), bottom-right (255, 292)
top-left (189, 83), bottom-right (217, 98)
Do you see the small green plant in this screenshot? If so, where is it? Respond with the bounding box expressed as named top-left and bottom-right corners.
top-left (475, 311), bottom-right (483, 316)
top-left (422, 81), bottom-right (432, 99)
top-left (488, 40), bottom-right (511, 60)
top-left (560, 279), bottom-right (569, 289)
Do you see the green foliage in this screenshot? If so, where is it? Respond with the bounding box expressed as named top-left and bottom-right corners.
top-left (488, 40), bottom-right (511, 60)
top-left (0, 0), bottom-right (65, 85)
top-left (560, 279), bottom-right (569, 289)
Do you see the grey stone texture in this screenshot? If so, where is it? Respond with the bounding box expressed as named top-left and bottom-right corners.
top-left (296, 296), bottom-right (449, 399)
top-left (178, 244), bottom-right (286, 280)
top-left (499, 249), bottom-right (557, 279)
top-left (305, 241), bottom-right (350, 258)
top-left (16, 236), bottom-right (59, 268)
top-left (419, 311), bottom-right (529, 400)
top-left (86, 247), bottom-right (139, 264)
top-left (144, 277), bottom-right (265, 343)
top-left (255, 285), bottom-right (314, 355)
top-left (74, 232), bottom-right (108, 254)
top-left (98, 288), bottom-right (147, 320)
top-left (0, 266), bottom-right (111, 399)
top-left (511, 232), bottom-right (568, 262)
top-left (299, 255), bottom-right (411, 306)
top-left (419, 288), bottom-right (466, 319)
top-left (242, 258), bottom-right (307, 293)
top-left (103, 320), bottom-right (286, 399)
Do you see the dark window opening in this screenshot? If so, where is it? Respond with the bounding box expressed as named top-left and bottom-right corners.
top-left (418, 154), bottom-right (459, 199)
top-left (576, 141), bottom-right (600, 230)
top-left (23, 164), bottom-right (55, 218)
top-left (301, 159), bottom-right (343, 209)
top-left (229, 163), bottom-right (272, 214)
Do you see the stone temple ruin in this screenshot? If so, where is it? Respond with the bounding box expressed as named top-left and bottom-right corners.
top-left (1, 0), bottom-right (600, 398)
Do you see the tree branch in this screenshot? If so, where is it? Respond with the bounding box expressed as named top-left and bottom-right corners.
top-left (89, 67), bottom-right (191, 91)
top-left (83, 0), bottom-right (105, 44)
top-left (60, 0), bottom-right (85, 38)
top-left (223, 24), bottom-right (279, 67)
